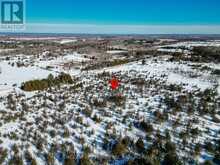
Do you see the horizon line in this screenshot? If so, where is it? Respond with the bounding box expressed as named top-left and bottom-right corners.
top-left (1, 23), bottom-right (220, 34)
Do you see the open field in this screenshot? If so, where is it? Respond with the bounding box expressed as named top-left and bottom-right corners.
top-left (0, 35), bottom-right (220, 165)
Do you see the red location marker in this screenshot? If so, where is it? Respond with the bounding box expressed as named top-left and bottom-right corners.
top-left (109, 77), bottom-right (119, 90)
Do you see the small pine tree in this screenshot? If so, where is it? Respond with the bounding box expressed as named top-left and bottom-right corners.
top-left (112, 141), bottom-right (126, 156)
top-left (165, 141), bottom-right (176, 154)
top-left (203, 160), bottom-right (214, 165)
top-left (8, 156), bottom-right (23, 165)
top-left (45, 152), bottom-right (55, 165)
top-left (79, 153), bottom-right (93, 165)
top-left (0, 149), bottom-right (8, 164)
top-left (64, 151), bottom-right (76, 165)
top-left (163, 153), bottom-right (181, 165)
top-left (194, 143), bottom-right (201, 156)
top-left (24, 151), bottom-right (37, 165)
top-left (136, 138), bottom-right (145, 153)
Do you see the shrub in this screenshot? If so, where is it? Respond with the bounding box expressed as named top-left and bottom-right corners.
top-left (108, 95), bottom-right (126, 106)
top-left (82, 107), bottom-right (92, 118)
top-left (140, 121), bottom-right (153, 133)
top-left (92, 114), bottom-right (102, 123)
top-left (126, 157), bottom-right (154, 165)
top-left (213, 153), bottom-right (220, 165)
top-left (112, 141), bottom-right (127, 156)
top-left (190, 128), bottom-right (200, 137)
top-left (36, 140), bottom-right (43, 151)
top-left (212, 69), bottom-right (220, 75)
top-left (45, 152), bottom-right (54, 165)
top-left (121, 136), bottom-right (132, 147)
top-left (163, 152), bottom-right (181, 165)
top-left (153, 111), bottom-right (167, 123)
top-left (49, 130), bottom-right (56, 138)
top-left (93, 99), bottom-right (107, 107)
top-left (204, 142), bottom-right (215, 153)
top-left (203, 160), bottom-right (214, 165)
top-left (8, 156), bottom-right (23, 165)
top-left (194, 143), bottom-right (202, 156)
top-left (136, 138), bottom-right (145, 153)
top-left (79, 153), bottom-right (92, 165)
top-left (165, 141), bottom-right (176, 154)
top-left (64, 156), bottom-right (76, 165)
top-left (24, 151), bottom-right (36, 165)
top-left (0, 148), bottom-right (8, 164)
top-left (63, 127), bottom-right (70, 138)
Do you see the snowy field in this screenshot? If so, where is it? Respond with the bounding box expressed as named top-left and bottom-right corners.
top-left (0, 52), bottom-right (90, 96)
top-left (0, 61), bottom-right (53, 96)
top-left (157, 40), bottom-right (220, 54)
top-left (0, 39), bottom-right (220, 165)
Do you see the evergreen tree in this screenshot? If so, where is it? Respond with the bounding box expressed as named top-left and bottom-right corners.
top-left (112, 140), bottom-right (127, 156)
top-left (163, 153), bottom-right (182, 165)
top-left (64, 151), bottom-right (76, 165)
top-left (136, 138), bottom-right (145, 153)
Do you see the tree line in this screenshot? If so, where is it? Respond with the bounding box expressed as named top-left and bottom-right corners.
top-left (21, 73), bottom-right (73, 91)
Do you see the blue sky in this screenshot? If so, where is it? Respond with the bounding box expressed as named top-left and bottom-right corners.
top-left (26, 0), bottom-right (220, 25)
top-left (1, 0), bottom-right (220, 34)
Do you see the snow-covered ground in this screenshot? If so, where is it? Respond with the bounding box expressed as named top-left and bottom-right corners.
top-left (100, 57), bottom-right (216, 92)
top-left (106, 50), bottom-right (128, 54)
top-left (0, 52), bottom-right (90, 96)
top-left (157, 40), bottom-right (220, 54)
top-left (167, 41), bottom-right (220, 48)
top-left (0, 49), bottom-right (14, 53)
top-left (56, 39), bottom-right (77, 44)
top-left (0, 40), bottom-right (220, 165)
top-left (0, 60), bottom-right (54, 95)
